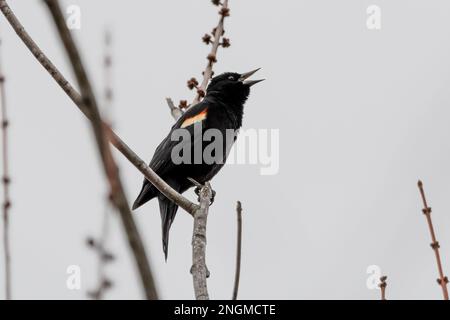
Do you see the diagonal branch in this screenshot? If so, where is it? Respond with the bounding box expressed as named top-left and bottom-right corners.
top-left (0, 0), bottom-right (198, 216)
top-left (417, 180), bottom-right (449, 300)
top-left (168, 0), bottom-right (230, 120)
top-left (232, 200), bottom-right (242, 300)
top-left (192, 0), bottom-right (229, 106)
top-left (0, 0), bottom-right (223, 300)
top-left (0, 36), bottom-right (12, 300)
top-left (165, 97), bottom-right (183, 120)
top-left (42, 0), bottom-right (158, 300)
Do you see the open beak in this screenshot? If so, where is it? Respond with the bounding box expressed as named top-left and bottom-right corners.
top-left (239, 68), bottom-right (265, 87)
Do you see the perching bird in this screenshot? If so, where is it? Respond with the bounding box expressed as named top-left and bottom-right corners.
top-left (132, 69), bottom-right (263, 260)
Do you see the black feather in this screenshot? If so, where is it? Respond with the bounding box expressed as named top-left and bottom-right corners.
top-left (132, 181), bottom-right (157, 210)
top-left (158, 195), bottom-right (179, 261)
top-left (132, 71), bottom-right (260, 260)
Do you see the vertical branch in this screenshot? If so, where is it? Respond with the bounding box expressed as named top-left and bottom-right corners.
top-left (378, 276), bottom-right (387, 300)
top-left (232, 201), bottom-right (242, 300)
top-left (43, 0), bottom-right (158, 299)
top-left (191, 182), bottom-right (213, 300)
top-left (0, 37), bottom-right (12, 300)
top-left (417, 180), bottom-right (449, 300)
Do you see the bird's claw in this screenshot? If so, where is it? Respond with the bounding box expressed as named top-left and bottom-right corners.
top-left (189, 178), bottom-right (216, 205)
top-left (209, 190), bottom-right (216, 206)
top-left (194, 186), bottom-right (201, 198)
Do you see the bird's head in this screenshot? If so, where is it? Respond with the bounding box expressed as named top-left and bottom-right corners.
top-left (206, 68), bottom-right (264, 105)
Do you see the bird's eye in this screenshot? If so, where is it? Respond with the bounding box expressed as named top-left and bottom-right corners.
top-left (228, 75), bottom-right (235, 81)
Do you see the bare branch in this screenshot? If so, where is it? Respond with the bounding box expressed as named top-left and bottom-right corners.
top-left (43, 0), bottom-right (158, 299)
top-left (86, 226), bottom-right (115, 300)
top-left (192, 0), bottom-right (230, 106)
top-left (232, 201), bottom-right (242, 300)
top-left (169, 0), bottom-right (231, 119)
top-left (191, 182), bottom-right (213, 300)
top-left (417, 180), bottom-right (449, 300)
top-left (0, 36), bottom-right (12, 300)
top-left (378, 276), bottom-right (387, 300)
top-left (165, 97), bottom-right (183, 120)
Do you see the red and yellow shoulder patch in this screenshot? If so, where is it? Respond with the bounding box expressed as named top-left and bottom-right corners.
top-left (180, 108), bottom-right (208, 128)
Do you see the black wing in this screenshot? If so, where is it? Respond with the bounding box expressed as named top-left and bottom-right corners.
top-left (133, 101), bottom-right (209, 209)
top-left (149, 101), bottom-right (209, 175)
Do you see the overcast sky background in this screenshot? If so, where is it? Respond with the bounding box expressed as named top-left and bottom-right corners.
top-left (1, 0), bottom-right (450, 299)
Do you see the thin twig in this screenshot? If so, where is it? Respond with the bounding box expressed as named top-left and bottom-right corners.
top-left (0, 36), bottom-right (12, 300)
top-left (165, 97), bottom-right (183, 120)
top-left (43, 0), bottom-right (159, 300)
top-left (86, 222), bottom-right (115, 300)
top-left (232, 201), bottom-right (242, 300)
top-left (168, 0), bottom-right (230, 120)
top-left (102, 29), bottom-right (114, 124)
top-left (378, 276), bottom-right (387, 300)
top-left (192, 0), bottom-right (229, 106)
top-left (417, 180), bottom-right (449, 300)
top-left (0, 0), bottom-right (198, 216)
top-left (191, 182), bottom-right (213, 300)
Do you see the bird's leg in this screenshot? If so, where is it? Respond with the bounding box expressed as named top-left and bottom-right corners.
top-left (194, 186), bottom-right (201, 202)
top-left (209, 189), bottom-right (216, 206)
top-left (188, 178), bottom-right (216, 205)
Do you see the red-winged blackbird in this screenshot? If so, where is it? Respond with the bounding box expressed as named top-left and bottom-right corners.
top-left (132, 69), bottom-right (263, 260)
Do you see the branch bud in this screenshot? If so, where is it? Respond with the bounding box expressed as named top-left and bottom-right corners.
top-left (219, 7), bottom-right (230, 17)
top-left (221, 37), bottom-right (230, 48)
top-left (207, 53), bottom-right (217, 63)
top-left (178, 100), bottom-right (188, 109)
top-left (86, 237), bottom-right (96, 248)
top-left (202, 34), bottom-right (212, 45)
top-left (187, 77), bottom-right (199, 90)
top-left (197, 88), bottom-right (206, 98)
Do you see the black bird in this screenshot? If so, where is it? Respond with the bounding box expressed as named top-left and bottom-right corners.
top-left (132, 69), bottom-right (263, 260)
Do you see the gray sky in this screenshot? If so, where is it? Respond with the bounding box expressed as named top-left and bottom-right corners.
top-left (1, 0), bottom-right (450, 299)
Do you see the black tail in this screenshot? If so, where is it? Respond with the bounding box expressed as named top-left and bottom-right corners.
top-left (132, 181), bottom-right (157, 210)
top-left (158, 195), bottom-right (179, 261)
